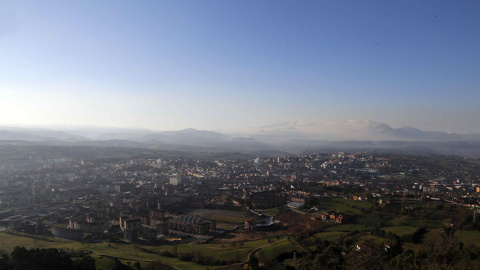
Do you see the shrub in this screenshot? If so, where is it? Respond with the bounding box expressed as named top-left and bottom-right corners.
top-left (179, 252), bottom-right (194, 262)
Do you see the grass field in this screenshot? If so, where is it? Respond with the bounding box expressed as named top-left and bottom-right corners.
top-left (454, 230), bottom-right (480, 247)
top-left (184, 209), bottom-right (255, 225)
top-left (314, 231), bottom-right (349, 241)
top-left (256, 240), bottom-right (295, 264)
top-left (356, 235), bottom-right (388, 246)
top-left (386, 216), bottom-right (443, 228)
top-left (324, 224), bottom-right (375, 232)
top-left (0, 232), bottom-right (283, 270)
top-left (340, 199), bottom-right (374, 209)
top-left (91, 256), bottom-right (151, 270)
top-left (382, 226), bottom-right (419, 236)
top-left (145, 238), bottom-right (277, 263)
top-left (357, 216), bottom-right (388, 227)
top-left (263, 208), bottom-right (281, 217)
top-left (315, 199), bottom-right (366, 216)
top-left (423, 228), bottom-right (443, 242)
top-left (91, 256), bottom-right (115, 270)
top-left (207, 214), bottom-right (253, 224)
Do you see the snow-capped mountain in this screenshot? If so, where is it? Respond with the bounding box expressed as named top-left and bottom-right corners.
top-left (251, 120), bottom-right (480, 143)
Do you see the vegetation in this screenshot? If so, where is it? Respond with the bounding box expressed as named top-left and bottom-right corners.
top-left (0, 247), bottom-right (96, 270)
top-left (2, 195), bottom-right (480, 269)
top-left (0, 232), bottom-right (284, 270)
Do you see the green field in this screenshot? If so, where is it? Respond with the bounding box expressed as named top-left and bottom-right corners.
top-left (263, 208), bottom-right (281, 217)
top-left (207, 214), bottom-right (253, 224)
top-left (183, 209), bottom-right (255, 226)
top-left (382, 226), bottom-right (419, 236)
top-left (256, 240), bottom-right (295, 264)
top-left (90, 256), bottom-right (115, 270)
top-left (315, 198), bottom-right (370, 216)
top-left (0, 232), bottom-right (287, 270)
top-left (454, 230), bottom-right (480, 247)
top-left (324, 224), bottom-right (375, 232)
top-left (340, 198), bottom-right (374, 209)
top-left (314, 231), bottom-right (349, 241)
top-left (90, 256), bottom-right (150, 270)
top-left (356, 235), bottom-right (388, 246)
top-left (386, 216), bottom-right (443, 228)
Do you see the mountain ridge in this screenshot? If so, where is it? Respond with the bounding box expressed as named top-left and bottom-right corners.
top-left (1, 120), bottom-right (480, 156)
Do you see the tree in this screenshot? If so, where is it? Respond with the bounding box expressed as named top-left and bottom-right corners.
top-left (244, 257), bottom-right (264, 270)
top-left (111, 257), bottom-right (134, 270)
top-left (0, 254), bottom-right (12, 270)
top-left (10, 247), bottom-right (78, 270)
top-left (390, 249), bottom-right (415, 269)
top-left (73, 255), bottom-right (96, 270)
top-left (313, 245), bottom-right (343, 269)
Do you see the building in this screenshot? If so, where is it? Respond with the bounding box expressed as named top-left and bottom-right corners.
top-left (12, 220), bottom-right (43, 234)
top-left (287, 201), bottom-right (304, 209)
top-left (114, 183), bottom-right (134, 193)
top-left (149, 209), bottom-right (169, 234)
top-left (51, 227), bottom-right (83, 241)
top-left (291, 197), bottom-right (309, 204)
top-left (169, 177), bottom-right (185, 186)
top-left (150, 209), bottom-right (166, 219)
top-left (124, 219), bottom-right (142, 231)
top-left (321, 212), bottom-right (346, 224)
top-left (168, 215), bottom-right (215, 235)
top-left (124, 229), bottom-right (138, 242)
top-left (119, 217), bottom-right (142, 242)
top-left (249, 191), bottom-right (285, 208)
top-left (69, 220), bottom-right (107, 234)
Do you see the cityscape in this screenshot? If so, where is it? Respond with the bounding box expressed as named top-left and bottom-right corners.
top-left (1, 1), bottom-right (480, 269)
top-left (0, 146), bottom-right (480, 269)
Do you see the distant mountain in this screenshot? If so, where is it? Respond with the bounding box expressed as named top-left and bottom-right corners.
top-left (1, 121), bottom-right (480, 157)
top-left (95, 132), bottom-right (153, 141)
top-left (96, 128), bottom-right (272, 151)
top-left (0, 127), bottom-right (272, 152)
top-left (137, 128), bottom-right (230, 145)
top-left (31, 130), bottom-right (91, 141)
top-left (251, 120), bottom-right (480, 143)
top-left (0, 130), bottom-right (53, 141)
top-left (0, 129), bottom-right (90, 142)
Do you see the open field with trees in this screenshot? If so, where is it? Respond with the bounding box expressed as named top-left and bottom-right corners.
top-left (2, 198), bottom-right (480, 270)
top-left (0, 232), bottom-right (290, 270)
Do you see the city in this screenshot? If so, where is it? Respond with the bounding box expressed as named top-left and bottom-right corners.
top-left (1, 0), bottom-right (479, 269)
top-left (0, 147), bottom-right (479, 269)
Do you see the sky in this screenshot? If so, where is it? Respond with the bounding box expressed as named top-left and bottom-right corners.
top-left (1, 0), bottom-right (479, 133)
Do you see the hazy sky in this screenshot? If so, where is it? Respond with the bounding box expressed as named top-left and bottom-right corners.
top-left (1, 1), bottom-right (479, 132)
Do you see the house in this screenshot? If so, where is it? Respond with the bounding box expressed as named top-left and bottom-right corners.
top-left (384, 242), bottom-right (393, 251)
top-left (356, 242), bottom-right (374, 251)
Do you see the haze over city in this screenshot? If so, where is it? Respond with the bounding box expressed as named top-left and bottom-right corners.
top-left (1, 1), bottom-right (479, 133)
top-left (3, 2), bottom-right (480, 270)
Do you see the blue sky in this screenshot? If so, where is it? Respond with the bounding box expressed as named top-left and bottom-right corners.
top-left (1, 0), bottom-right (479, 132)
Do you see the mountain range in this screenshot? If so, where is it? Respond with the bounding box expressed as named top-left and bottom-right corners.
top-left (1, 120), bottom-right (480, 157)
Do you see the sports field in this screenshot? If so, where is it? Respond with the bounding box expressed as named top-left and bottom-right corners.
top-left (182, 209), bottom-right (256, 225)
